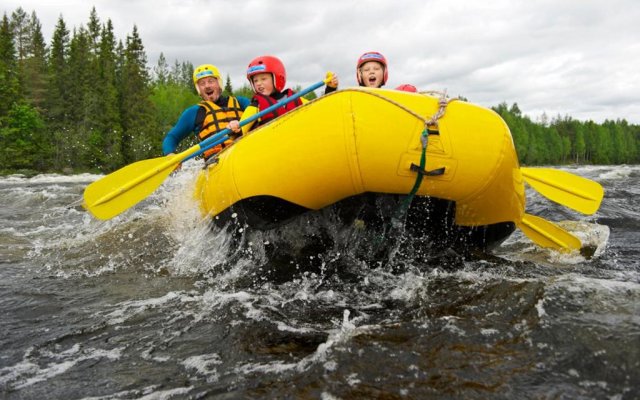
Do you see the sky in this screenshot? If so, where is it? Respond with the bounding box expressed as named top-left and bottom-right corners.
top-left (3, 0), bottom-right (640, 123)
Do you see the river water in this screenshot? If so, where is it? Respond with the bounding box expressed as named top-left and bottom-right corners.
top-left (0, 164), bottom-right (638, 399)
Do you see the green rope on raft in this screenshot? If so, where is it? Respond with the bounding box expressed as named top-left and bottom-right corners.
top-left (369, 128), bottom-right (429, 253)
top-left (393, 128), bottom-right (429, 222)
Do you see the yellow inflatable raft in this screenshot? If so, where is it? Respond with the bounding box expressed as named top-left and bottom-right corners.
top-left (194, 88), bottom-right (524, 250)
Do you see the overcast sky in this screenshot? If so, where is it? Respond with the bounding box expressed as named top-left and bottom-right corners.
top-left (3, 0), bottom-right (640, 123)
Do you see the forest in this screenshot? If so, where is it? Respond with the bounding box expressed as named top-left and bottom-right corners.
top-left (1, 7), bottom-right (638, 175)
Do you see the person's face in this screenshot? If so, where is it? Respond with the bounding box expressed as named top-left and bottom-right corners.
top-left (251, 73), bottom-right (275, 95)
top-left (359, 61), bottom-right (384, 88)
top-left (197, 76), bottom-right (221, 101)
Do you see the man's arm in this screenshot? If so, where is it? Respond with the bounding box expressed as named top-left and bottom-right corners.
top-left (162, 105), bottom-right (200, 155)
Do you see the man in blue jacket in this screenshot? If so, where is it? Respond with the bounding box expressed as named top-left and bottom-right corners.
top-left (162, 64), bottom-right (250, 160)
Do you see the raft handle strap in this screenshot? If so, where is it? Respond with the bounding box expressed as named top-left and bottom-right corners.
top-left (410, 164), bottom-right (445, 176)
top-left (427, 128), bottom-right (440, 135)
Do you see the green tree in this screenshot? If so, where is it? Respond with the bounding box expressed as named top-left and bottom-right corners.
top-left (90, 18), bottom-right (123, 171)
top-left (46, 15), bottom-right (70, 170)
top-left (591, 123), bottom-right (612, 164)
top-left (0, 103), bottom-right (47, 171)
top-left (153, 52), bottom-right (169, 85)
top-left (119, 25), bottom-right (158, 163)
top-left (0, 14), bottom-right (20, 119)
top-left (23, 11), bottom-right (48, 112)
top-left (169, 59), bottom-right (193, 90)
top-left (86, 7), bottom-right (100, 55)
top-left (606, 120), bottom-right (626, 164)
top-left (623, 128), bottom-right (638, 163)
top-left (9, 7), bottom-right (30, 96)
top-left (494, 103), bottom-right (530, 163)
top-left (65, 25), bottom-right (93, 169)
top-left (233, 84), bottom-right (254, 99)
top-left (223, 74), bottom-right (233, 97)
top-left (150, 82), bottom-right (199, 148)
top-left (560, 136), bottom-right (571, 163)
top-left (574, 125), bottom-right (586, 163)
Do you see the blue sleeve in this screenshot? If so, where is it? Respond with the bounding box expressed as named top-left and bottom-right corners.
top-left (162, 105), bottom-right (200, 155)
top-left (237, 96), bottom-right (251, 110)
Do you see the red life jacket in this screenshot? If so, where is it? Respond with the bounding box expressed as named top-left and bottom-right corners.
top-left (252, 89), bottom-right (302, 127)
top-left (197, 97), bottom-right (243, 159)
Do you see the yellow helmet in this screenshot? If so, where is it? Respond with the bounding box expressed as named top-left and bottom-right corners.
top-left (193, 64), bottom-right (222, 93)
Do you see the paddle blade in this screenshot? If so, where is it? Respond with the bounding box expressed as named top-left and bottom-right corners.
top-left (83, 155), bottom-right (181, 220)
top-left (521, 167), bottom-right (604, 215)
top-left (517, 213), bottom-right (581, 251)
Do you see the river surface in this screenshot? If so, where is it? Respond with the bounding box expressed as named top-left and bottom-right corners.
top-left (0, 164), bottom-right (638, 399)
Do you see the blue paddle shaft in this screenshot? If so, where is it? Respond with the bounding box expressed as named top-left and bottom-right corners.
top-left (185, 79), bottom-right (326, 161)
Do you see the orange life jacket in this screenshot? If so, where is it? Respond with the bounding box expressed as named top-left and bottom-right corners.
top-left (197, 97), bottom-right (243, 158)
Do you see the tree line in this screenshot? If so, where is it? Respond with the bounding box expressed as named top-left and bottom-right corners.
top-left (492, 103), bottom-right (639, 165)
top-left (1, 7), bottom-right (638, 175)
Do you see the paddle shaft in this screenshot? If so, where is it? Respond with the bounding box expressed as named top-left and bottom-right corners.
top-left (184, 78), bottom-right (329, 162)
top-left (83, 76), bottom-right (331, 216)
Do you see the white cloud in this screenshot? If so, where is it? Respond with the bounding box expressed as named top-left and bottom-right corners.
top-left (3, 0), bottom-right (640, 122)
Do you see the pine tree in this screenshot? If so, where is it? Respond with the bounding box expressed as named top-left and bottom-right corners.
top-left (46, 15), bottom-right (71, 170)
top-left (176, 60), bottom-right (194, 91)
top-left (65, 25), bottom-right (93, 169)
top-left (9, 8), bottom-right (30, 96)
top-left (81, 10), bottom-right (103, 171)
top-left (90, 18), bottom-right (123, 171)
top-left (0, 103), bottom-right (46, 171)
top-left (87, 7), bottom-right (100, 55)
top-left (574, 127), bottom-right (586, 163)
top-left (24, 11), bottom-right (48, 112)
top-left (223, 74), bottom-right (233, 96)
top-left (119, 25), bottom-right (158, 163)
top-left (153, 52), bottom-right (169, 85)
top-left (0, 14), bottom-right (20, 119)
top-left (170, 59), bottom-right (181, 86)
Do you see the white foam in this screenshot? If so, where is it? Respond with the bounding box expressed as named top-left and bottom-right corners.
top-left (292, 308), bottom-right (369, 373)
top-left (555, 274), bottom-right (640, 293)
top-left (596, 165), bottom-right (637, 181)
top-left (0, 345), bottom-right (123, 390)
top-left (0, 173), bottom-right (101, 185)
top-left (181, 353), bottom-right (222, 382)
top-left (105, 291), bottom-right (192, 325)
top-left (535, 298), bottom-right (547, 317)
top-left (136, 386), bottom-right (194, 400)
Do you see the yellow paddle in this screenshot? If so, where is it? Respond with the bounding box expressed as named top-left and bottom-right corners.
top-left (83, 151), bottom-right (196, 220)
top-left (83, 75), bottom-right (333, 220)
top-left (521, 167), bottom-right (604, 215)
top-left (517, 213), bottom-right (581, 251)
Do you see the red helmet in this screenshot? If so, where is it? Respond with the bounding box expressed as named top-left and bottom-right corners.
top-left (356, 51), bottom-right (388, 86)
top-left (395, 84), bottom-right (417, 93)
top-left (247, 55), bottom-right (287, 92)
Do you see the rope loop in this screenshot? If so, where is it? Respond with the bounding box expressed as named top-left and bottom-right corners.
top-left (349, 88), bottom-right (453, 128)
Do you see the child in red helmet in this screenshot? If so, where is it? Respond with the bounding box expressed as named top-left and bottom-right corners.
top-left (356, 52), bottom-right (388, 88)
top-left (234, 55), bottom-right (339, 133)
top-left (356, 51), bottom-right (417, 92)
